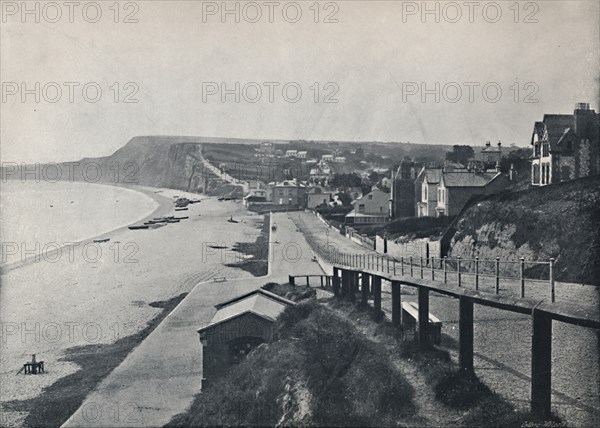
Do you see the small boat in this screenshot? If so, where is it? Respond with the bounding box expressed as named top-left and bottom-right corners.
top-left (173, 216), bottom-right (189, 220)
top-left (128, 225), bottom-right (149, 230)
top-left (227, 216), bottom-right (239, 223)
top-left (175, 208), bottom-right (188, 211)
top-left (93, 238), bottom-right (110, 243)
top-left (49, 205), bottom-right (54, 208)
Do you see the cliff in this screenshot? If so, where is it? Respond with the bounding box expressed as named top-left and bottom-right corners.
top-left (5, 136), bottom-right (246, 197)
top-left (446, 176), bottom-right (600, 285)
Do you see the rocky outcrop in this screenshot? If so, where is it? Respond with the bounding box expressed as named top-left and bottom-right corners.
top-left (447, 176), bottom-right (600, 285)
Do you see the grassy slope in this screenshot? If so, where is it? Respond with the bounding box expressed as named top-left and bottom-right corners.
top-left (449, 176), bottom-right (600, 285)
top-left (167, 296), bottom-right (562, 427)
top-left (168, 300), bottom-right (416, 427)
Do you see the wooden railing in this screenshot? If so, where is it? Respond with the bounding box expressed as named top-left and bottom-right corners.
top-left (289, 274), bottom-right (333, 289)
top-left (294, 213), bottom-right (558, 303)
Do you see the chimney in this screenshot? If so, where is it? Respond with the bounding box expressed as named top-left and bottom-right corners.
top-left (574, 102), bottom-right (594, 137)
top-left (497, 140), bottom-right (502, 148)
top-left (486, 141), bottom-right (491, 147)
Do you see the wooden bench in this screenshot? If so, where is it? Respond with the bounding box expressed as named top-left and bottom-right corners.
top-left (401, 301), bottom-right (442, 345)
top-left (213, 277), bottom-right (226, 283)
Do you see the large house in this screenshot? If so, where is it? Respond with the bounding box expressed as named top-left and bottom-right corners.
top-left (306, 187), bottom-right (333, 209)
top-left (268, 179), bottom-right (306, 207)
top-left (435, 169), bottom-right (510, 216)
top-left (531, 103), bottom-right (599, 186)
top-left (478, 141), bottom-right (502, 165)
top-left (345, 188), bottom-right (389, 225)
top-left (415, 167), bottom-right (442, 217)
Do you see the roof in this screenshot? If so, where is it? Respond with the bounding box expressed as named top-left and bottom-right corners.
top-left (531, 114), bottom-right (573, 150)
top-left (198, 289), bottom-right (295, 333)
top-left (424, 169), bottom-right (441, 184)
top-left (272, 179), bottom-right (305, 188)
top-left (481, 145), bottom-right (501, 153)
top-left (345, 211), bottom-right (388, 218)
top-left (441, 170), bottom-right (500, 187)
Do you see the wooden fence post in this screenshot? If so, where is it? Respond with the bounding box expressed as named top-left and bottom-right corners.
top-left (459, 296), bottom-right (474, 372)
top-left (531, 310), bottom-right (552, 418)
top-left (418, 287), bottom-right (430, 349)
top-left (457, 256), bottom-right (461, 287)
top-left (401, 256), bottom-right (404, 276)
top-left (431, 256), bottom-right (435, 280)
top-left (475, 256), bottom-right (479, 291)
top-left (549, 258), bottom-right (555, 302)
top-left (410, 257), bottom-right (414, 277)
top-left (372, 276), bottom-right (382, 321)
top-left (495, 257), bottom-right (500, 294)
top-left (361, 273), bottom-right (370, 306)
top-left (392, 281), bottom-right (401, 326)
top-left (420, 256), bottom-right (424, 279)
top-left (444, 256), bottom-right (447, 283)
top-left (520, 257), bottom-right (525, 298)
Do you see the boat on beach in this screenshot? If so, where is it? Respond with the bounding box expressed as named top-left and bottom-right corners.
top-left (128, 225), bottom-right (149, 230)
top-left (93, 238), bottom-right (110, 243)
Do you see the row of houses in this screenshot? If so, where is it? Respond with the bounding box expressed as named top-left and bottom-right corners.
top-left (243, 179), bottom-right (337, 209)
top-left (387, 102), bottom-right (600, 220)
top-left (530, 103), bottom-right (599, 186)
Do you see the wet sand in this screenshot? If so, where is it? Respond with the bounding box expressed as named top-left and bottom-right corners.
top-left (0, 185), bottom-right (264, 427)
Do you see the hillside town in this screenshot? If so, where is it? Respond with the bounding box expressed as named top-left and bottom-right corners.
top-left (218, 103), bottom-right (599, 235)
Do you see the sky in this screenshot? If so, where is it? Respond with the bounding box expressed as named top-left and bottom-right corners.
top-left (1, 0), bottom-right (599, 163)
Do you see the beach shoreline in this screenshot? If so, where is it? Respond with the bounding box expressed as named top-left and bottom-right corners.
top-left (0, 183), bottom-right (170, 273)
top-left (0, 183), bottom-right (266, 427)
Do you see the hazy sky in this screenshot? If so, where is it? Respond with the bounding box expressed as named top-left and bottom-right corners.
top-left (1, 0), bottom-right (599, 162)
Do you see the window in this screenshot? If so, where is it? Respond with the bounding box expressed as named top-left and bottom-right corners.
top-left (534, 143), bottom-right (540, 157)
top-left (532, 164), bottom-right (539, 184)
top-left (379, 207), bottom-right (383, 212)
top-left (368, 194), bottom-right (373, 200)
top-left (358, 204), bottom-right (365, 213)
top-left (542, 143), bottom-right (549, 157)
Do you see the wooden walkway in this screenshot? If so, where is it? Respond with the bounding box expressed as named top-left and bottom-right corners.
top-left (291, 261), bottom-right (599, 419)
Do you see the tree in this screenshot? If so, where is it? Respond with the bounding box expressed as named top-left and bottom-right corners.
top-left (336, 192), bottom-right (352, 206)
top-left (330, 173), bottom-right (362, 189)
top-left (354, 147), bottom-right (365, 160)
top-left (445, 145), bottom-right (475, 165)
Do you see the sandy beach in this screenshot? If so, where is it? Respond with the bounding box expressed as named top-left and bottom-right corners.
top-left (0, 185), bottom-right (265, 427)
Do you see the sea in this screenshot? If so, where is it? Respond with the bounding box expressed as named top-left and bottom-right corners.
top-left (0, 180), bottom-right (158, 266)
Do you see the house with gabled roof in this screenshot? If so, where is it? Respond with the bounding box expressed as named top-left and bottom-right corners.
top-left (198, 289), bottom-right (296, 378)
top-left (415, 167), bottom-right (442, 217)
top-left (531, 103), bottom-right (599, 186)
top-left (345, 188), bottom-right (389, 225)
top-left (436, 169), bottom-right (510, 216)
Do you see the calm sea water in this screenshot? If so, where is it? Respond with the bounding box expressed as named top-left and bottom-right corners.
top-left (0, 181), bottom-right (158, 265)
